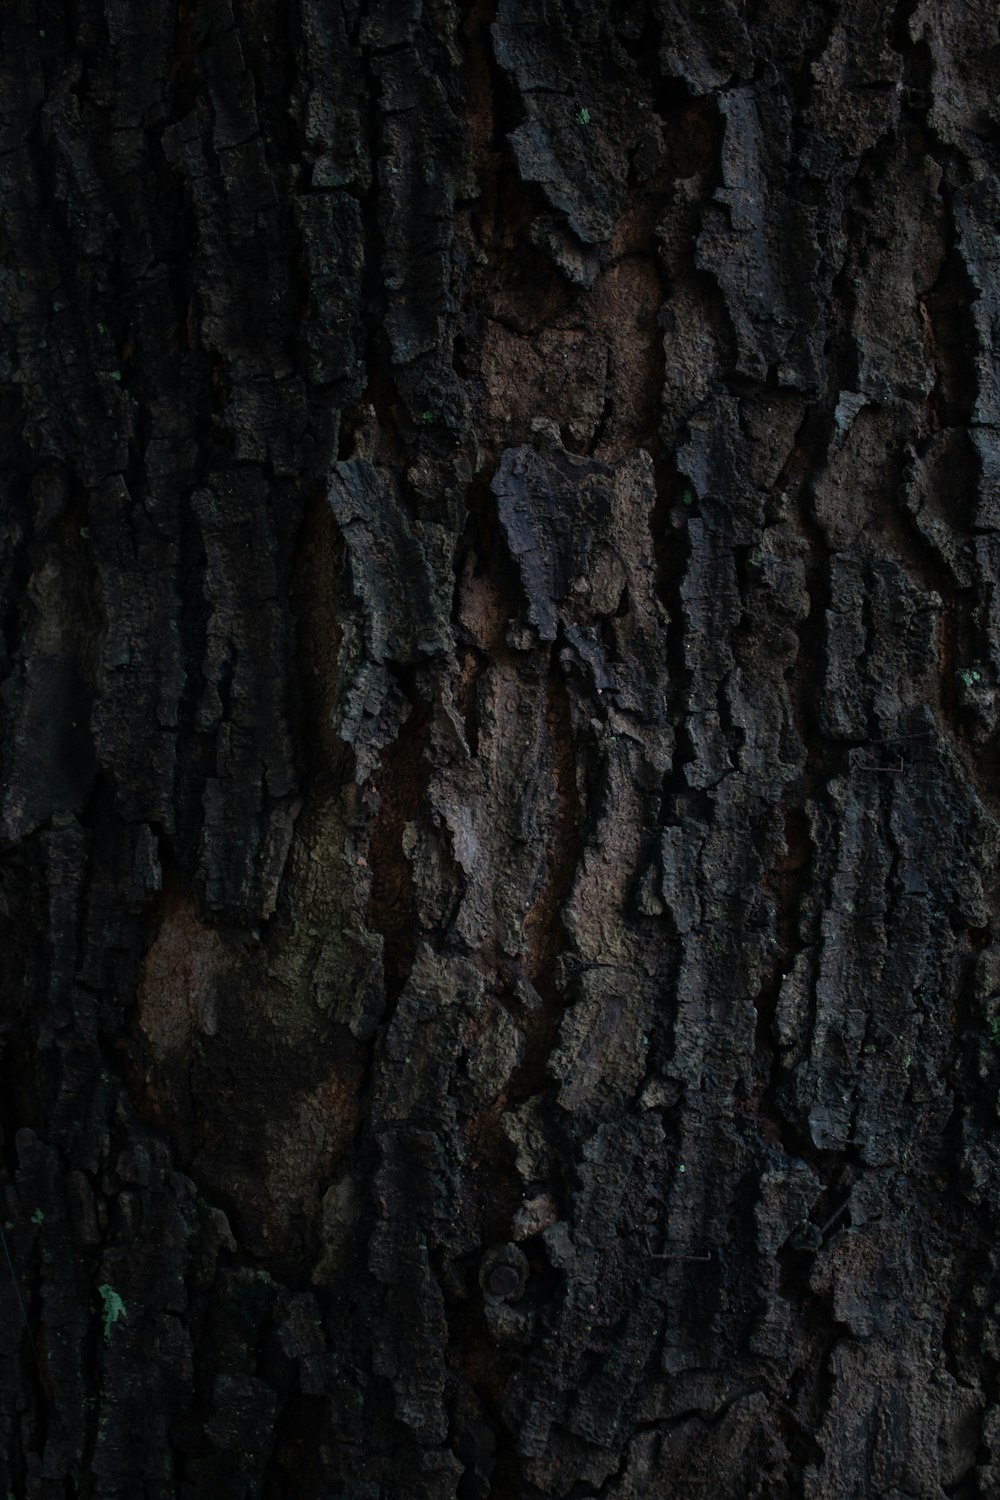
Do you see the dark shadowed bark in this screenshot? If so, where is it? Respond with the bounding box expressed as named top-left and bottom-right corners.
top-left (2, 1), bottom-right (1000, 1495)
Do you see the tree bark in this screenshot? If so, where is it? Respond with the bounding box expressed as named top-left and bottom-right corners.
top-left (2, 1), bottom-right (999, 1495)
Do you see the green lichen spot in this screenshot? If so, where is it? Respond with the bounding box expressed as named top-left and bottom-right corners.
top-left (99, 1284), bottom-right (127, 1342)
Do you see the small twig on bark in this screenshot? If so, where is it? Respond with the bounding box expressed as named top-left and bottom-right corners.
top-left (817, 1197), bottom-right (851, 1238)
top-left (0, 1221), bottom-right (45, 1380)
top-left (650, 1249), bottom-right (712, 1262)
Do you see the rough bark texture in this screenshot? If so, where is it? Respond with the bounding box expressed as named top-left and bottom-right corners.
top-left (2, 1), bottom-right (1000, 1496)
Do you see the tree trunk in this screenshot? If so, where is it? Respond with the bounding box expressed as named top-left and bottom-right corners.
top-left (2, 2), bottom-right (999, 1495)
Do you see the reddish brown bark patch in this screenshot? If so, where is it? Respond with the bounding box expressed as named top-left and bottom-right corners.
top-left (137, 887), bottom-right (229, 1058)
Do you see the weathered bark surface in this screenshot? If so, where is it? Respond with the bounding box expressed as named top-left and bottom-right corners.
top-left (2, 1), bottom-right (1000, 1495)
